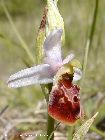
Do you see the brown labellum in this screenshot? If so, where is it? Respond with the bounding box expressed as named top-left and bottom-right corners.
top-left (48, 73), bottom-right (82, 125)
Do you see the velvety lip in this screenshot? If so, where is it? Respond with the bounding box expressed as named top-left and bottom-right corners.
top-left (48, 73), bottom-right (82, 125)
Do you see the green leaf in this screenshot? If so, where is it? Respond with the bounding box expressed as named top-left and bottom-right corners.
top-left (35, 0), bottom-right (65, 64)
top-left (72, 112), bottom-right (98, 140)
top-left (47, 0), bottom-right (65, 44)
top-left (35, 7), bottom-right (48, 64)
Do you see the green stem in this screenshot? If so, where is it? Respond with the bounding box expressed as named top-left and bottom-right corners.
top-left (47, 115), bottom-right (54, 140)
top-left (47, 83), bottom-right (54, 140)
top-left (67, 126), bottom-right (74, 140)
top-left (90, 125), bottom-right (105, 138)
top-left (82, 0), bottom-right (99, 79)
top-left (41, 84), bottom-right (48, 102)
top-left (48, 122), bottom-right (60, 140)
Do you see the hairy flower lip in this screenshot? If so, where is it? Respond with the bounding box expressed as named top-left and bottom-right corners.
top-left (7, 29), bottom-right (82, 88)
top-left (48, 73), bottom-right (82, 125)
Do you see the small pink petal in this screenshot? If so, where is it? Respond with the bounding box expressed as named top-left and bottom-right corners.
top-left (8, 64), bottom-right (53, 88)
top-left (73, 67), bottom-right (82, 81)
top-left (63, 53), bottom-right (75, 65)
top-left (44, 29), bottom-right (63, 65)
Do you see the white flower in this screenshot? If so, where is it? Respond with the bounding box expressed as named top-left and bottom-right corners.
top-left (8, 29), bottom-right (82, 88)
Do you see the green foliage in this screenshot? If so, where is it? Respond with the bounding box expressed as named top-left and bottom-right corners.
top-left (73, 113), bottom-right (98, 140)
top-left (0, 0), bottom-right (43, 16)
top-left (0, 0), bottom-right (105, 139)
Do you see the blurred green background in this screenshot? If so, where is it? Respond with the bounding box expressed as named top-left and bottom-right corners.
top-left (0, 0), bottom-right (105, 139)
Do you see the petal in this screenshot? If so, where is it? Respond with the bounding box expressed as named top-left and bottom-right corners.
top-left (8, 64), bottom-right (53, 88)
top-left (73, 67), bottom-right (82, 81)
top-left (63, 53), bottom-right (75, 65)
top-left (44, 29), bottom-right (63, 64)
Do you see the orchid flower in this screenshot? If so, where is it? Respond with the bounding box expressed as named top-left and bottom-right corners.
top-left (8, 29), bottom-right (82, 88)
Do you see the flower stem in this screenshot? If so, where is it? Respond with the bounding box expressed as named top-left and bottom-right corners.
top-left (47, 83), bottom-right (54, 140)
top-left (67, 126), bottom-right (74, 140)
top-left (47, 114), bottom-right (54, 140)
top-left (48, 122), bottom-right (60, 140)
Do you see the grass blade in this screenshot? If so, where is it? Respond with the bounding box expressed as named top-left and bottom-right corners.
top-left (82, 0), bottom-right (99, 79)
top-left (1, 0), bottom-right (34, 64)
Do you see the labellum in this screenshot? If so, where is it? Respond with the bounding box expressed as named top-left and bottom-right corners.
top-left (48, 73), bottom-right (82, 125)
